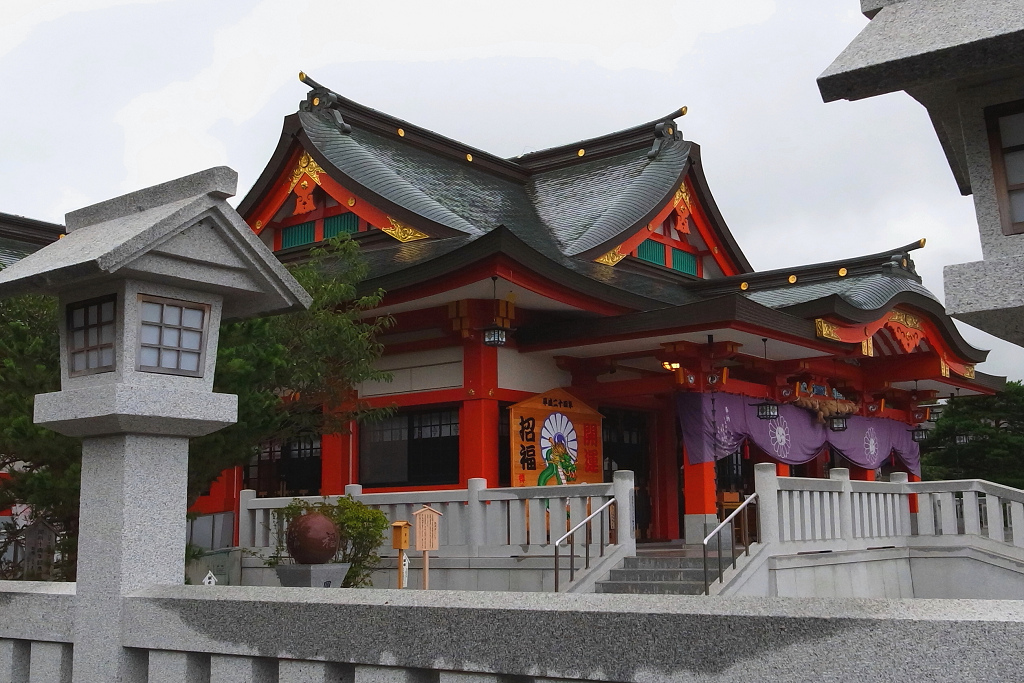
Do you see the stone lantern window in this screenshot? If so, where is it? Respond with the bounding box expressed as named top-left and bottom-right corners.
top-left (137, 295), bottom-right (210, 376)
top-left (67, 295), bottom-right (116, 376)
top-left (986, 99), bottom-right (1024, 235)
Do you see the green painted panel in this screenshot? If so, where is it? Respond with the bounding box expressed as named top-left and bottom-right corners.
top-left (324, 212), bottom-right (359, 238)
top-left (637, 239), bottom-right (665, 266)
top-left (281, 221), bottom-right (315, 249)
top-left (671, 248), bottom-right (698, 276)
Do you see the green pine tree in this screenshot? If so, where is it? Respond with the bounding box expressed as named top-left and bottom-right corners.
top-left (921, 381), bottom-right (1024, 489)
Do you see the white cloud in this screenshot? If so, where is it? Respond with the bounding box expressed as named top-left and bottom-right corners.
top-left (114, 0), bottom-right (776, 188)
top-left (0, 0), bottom-right (169, 62)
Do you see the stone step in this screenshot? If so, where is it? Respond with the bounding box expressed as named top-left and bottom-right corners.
top-left (607, 568), bottom-right (706, 582)
top-left (596, 580), bottom-right (706, 595)
top-left (623, 556), bottom-right (707, 570)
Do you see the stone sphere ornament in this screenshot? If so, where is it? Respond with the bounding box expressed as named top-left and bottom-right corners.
top-left (286, 512), bottom-right (340, 564)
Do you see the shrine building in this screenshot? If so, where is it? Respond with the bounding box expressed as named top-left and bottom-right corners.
top-left (193, 74), bottom-right (1003, 544)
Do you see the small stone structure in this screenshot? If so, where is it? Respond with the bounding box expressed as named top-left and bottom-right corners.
top-left (0, 166), bottom-right (309, 682)
top-left (22, 519), bottom-right (57, 581)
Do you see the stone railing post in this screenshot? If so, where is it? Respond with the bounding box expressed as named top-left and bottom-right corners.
top-left (889, 472), bottom-right (913, 538)
top-left (754, 463), bottom-right (780, 545)
top-left (467, 478), bottom-right (487, 557)
top-left (344, 483), bottom-right (363, 500)
top-left (830, 468), bottom-right (854, 546)
top-left (237, 489), bottom-right (256, 548)
top-left (613, 470), bottom-right (636, 556)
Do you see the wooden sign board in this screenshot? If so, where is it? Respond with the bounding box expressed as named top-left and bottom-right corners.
top-left (413, 505), bottom-right (442, 551)
top-left (509, 388), bottom-right (603, 487)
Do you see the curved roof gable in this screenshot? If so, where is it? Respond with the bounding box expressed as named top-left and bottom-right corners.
top-left (528, 142), bottom-right (691, 256)
top-left (238, 75), bottom-right (752, 278)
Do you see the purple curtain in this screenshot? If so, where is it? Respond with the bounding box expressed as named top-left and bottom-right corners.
top-left (676, 392), bottom-right (920, 475)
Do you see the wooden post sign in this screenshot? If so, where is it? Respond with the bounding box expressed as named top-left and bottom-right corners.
top-left (413, 505), bottom-right (442, 589)
top-left (391, 521), bottom-right (412, 589)
top-left (509, 388), bottom-right (603, 487)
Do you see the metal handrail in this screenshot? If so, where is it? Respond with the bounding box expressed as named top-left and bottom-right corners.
top-left (702, 493), bottom-right (758, 595)
top-left (554, 498), bottom-right (616, 592)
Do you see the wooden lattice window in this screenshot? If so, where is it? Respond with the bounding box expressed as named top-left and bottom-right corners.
top-left (281, 221), bottom-right (315, 248)
top-left (637, 239), bottom-right (666, 266)
top-left (671, 248), bottom-right (698, 275)
top-left (67, 295), bottom-right (116, 376)
top-left (137, 296), bottom-right (209, 377)
top-left (324, 212), bottom-right (359, 238)
top-left (359, 407), bottom-right (460, 486)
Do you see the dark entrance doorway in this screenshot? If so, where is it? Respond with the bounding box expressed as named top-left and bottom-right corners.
top-left (600, 408), bottom-right (652, 539)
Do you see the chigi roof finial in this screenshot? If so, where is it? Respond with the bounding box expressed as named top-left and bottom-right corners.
top-left (298, 71), bottom-right (351, 134)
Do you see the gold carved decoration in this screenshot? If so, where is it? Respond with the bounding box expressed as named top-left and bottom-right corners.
top-left (793, 396), bottom-right (860, 424)
top-left (673, 183), bottom-right (692, 209)
top-left (815, 318), bottom-right (841, 341)
top-left (963, 364), bottom-right (976, 379)
top-left (382, 216), bottom-right (429, 243)
top-left (595, 247), bottom-right (626, 266)
top-left (888, 310), bottom-right (921, 330)
top-left (940, 358), bottom-right (950, 378)
top-left (861, 337), bottom-right (873, 357)
top-left (288, 151), bottom-right (326, 194)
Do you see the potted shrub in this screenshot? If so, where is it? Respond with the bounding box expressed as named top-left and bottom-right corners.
top-left (270, 497), bottom-right (388, 587)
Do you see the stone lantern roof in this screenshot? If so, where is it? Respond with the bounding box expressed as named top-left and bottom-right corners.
top-left (0, 166), bottom-right (311, 318)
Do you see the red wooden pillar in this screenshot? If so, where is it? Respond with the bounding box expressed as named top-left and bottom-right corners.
top-left (908, 472), bottom-right (921, 513)
top-left (849, 465), bottom-right (876, 481)
top-left (320, 432), bottom-right (346, 495)
top-left (459, 339), bottom-right (499, 486)
top-left (776, 463), bottom-right (790, 477)
top-left (683, 447), bottom-right (717, 543)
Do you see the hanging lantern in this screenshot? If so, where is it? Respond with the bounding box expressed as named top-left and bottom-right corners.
top-left (928, 405), bottom-right (943, 422)
top-left (752, 400), bottom-right (779, 420)
top-left (910, 427), bottom-right (929, 443)
top-left (482, 324), bottom-right (509, 347)
top-left (828, 415), bottom-right (848, 432)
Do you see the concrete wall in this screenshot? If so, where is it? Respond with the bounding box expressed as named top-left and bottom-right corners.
top-left (769, 548), bottom-right (914, 599)
top-left (911, 546), bottom-right (1024, 599)
top-left (118, 585), bottom-right (1024, 682)
top-left (357, 347), bottom-right (463, 397)
top-left (725, 545), bottom-right (1024, 599)
top-left (242, 556), bottom-right (555, 592)
top-left (497, 347), bottom-right (571, 394)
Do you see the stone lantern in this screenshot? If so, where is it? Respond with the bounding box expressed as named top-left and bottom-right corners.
top-left (0, 167), bottom-right (310, 682)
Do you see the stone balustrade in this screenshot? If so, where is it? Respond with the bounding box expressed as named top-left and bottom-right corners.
top-left (5, 581), bottom-right (1024, 681)
top-left (240, 473), bottom-right (634, 561)
top-left (755, 463), bottom-right (1024, 552)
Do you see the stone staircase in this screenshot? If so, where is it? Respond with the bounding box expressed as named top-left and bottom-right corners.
top-left (595, 555), bottom-right (708, 595)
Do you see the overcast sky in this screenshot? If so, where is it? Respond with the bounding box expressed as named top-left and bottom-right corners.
top-left (2, 0), bottom-right (1019, 380)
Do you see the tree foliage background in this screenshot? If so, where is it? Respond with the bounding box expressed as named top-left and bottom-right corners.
top-left (0, 235), bottom-right (391, 579)
top-left (922, 381), bottom-right (1024, 489)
